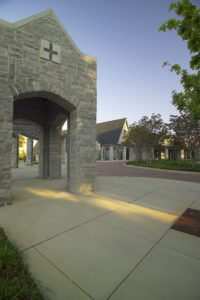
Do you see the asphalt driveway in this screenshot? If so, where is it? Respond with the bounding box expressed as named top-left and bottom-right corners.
top-left (97, 161), bottom-right (200, 183)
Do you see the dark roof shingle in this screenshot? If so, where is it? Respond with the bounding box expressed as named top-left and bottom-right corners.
top-left (97, 118), bottom-right (126, 145)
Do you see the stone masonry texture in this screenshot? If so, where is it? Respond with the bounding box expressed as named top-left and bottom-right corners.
top-left (0, 9), bottom-right (97, 207)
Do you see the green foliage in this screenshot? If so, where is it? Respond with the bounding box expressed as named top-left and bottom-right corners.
top-left (159, 0), bottom-right (200, 69)
top-left (127, 159), bottom-right (200, 172)
top-left (0, 228), bottom-right (44, 300)
top-left (124, 114), bottom-right (167, 161)
top-left (172, 70), bottom-right (200, 119)
top-left (124, 125), bottom-right (146, 160)
top-left (159, 0), bottom-right (200, 119)
top-left (168, 110), bottom-right (200, 166)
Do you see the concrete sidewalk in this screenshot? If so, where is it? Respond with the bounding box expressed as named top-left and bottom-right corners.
top-left (0, 167), bottom-right (200, 299)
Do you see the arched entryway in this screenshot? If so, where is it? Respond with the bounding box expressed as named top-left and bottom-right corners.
top-left (14, 93), bottom-right (69, 180)
top-left (0, 9), bottom-right (97, 207)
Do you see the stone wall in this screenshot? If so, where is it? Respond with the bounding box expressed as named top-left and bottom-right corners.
top-left (0, 9), bottom-right (97, 207)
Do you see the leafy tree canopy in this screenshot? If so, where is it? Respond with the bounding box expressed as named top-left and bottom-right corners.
top-left (159, 0), bottom-right (200, 120)
top-left (159, 0), bottom-right (200, 70)
top-left (168, 109), bottom-right (200, 165)
top-left (124, 114), bottom-right (167, 161)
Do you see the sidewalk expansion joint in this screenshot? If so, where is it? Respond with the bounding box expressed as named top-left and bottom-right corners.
top-left (130, 184), bottom-right (169, 203)
top-left (34, 247), bottom-right (95, 300)
top-left (106, 198), bottom-right (199, 299)
top-left (23, 210), bottom-right (114, 252)
top-left (106, 222), bottom-right (175, 300)
top-left (158, 242), bottom-right (200, 262)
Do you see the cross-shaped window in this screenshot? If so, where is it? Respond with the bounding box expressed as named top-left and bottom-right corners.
top-left (40, 39), bottom-right (61, 64)
top-left (44, 42), bottom-right (58, 61)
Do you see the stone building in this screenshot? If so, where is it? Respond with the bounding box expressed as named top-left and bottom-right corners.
top-left (0, 9), bottom-right (97, 207)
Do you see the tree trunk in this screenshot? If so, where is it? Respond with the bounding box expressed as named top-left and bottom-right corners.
top-left (191, 151), bottom-right (196, 168)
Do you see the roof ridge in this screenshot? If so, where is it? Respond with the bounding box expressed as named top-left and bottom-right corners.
top-left (13, 9), bottom-right (53, 27)
top-left (97, 118), bottom-right (126, 125)
top-left (0, 9), bottom-right (81, 53)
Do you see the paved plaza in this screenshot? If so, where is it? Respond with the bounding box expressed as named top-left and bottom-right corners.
top-left (0, 163), bottom-right (200, 299)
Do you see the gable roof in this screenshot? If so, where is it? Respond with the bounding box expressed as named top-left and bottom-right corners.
top-left (97, 118), bottom-right (127, 145)
top-left (0, 9), bottom-right (80, 53)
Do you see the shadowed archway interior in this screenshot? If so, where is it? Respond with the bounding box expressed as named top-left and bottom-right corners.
top-left (14, 96), bottom-right (69, 179)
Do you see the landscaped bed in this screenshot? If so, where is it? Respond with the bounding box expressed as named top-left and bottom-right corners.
top-left (0, 228), bottom-right (44, 300)
top-left (127, 160), bottom-right (200, 172)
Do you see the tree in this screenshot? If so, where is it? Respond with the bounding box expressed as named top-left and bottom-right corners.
top-left (124, 114), bottom-right (167, 162)
top-left (159, 0), bottom-right (200, 120)
top-left (168, 110), bottom-right (200, 166)
top-left (124, 125), bottom-right (146, 161)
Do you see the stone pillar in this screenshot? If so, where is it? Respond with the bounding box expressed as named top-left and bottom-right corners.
top-left (165, 148), bottom-right (169, 160)
top-left (0, 93), bottom-right (13, 207)
top-left (109, 146), bottom-right (114, 161)
top-left (123, 146), bottom-right (126, 160)
top-left (39, 126), bottom-right (49, 178)
top-left (96, 142), bottom-right (100, 160)
top-left (64, 135), bottom-right (68, 177)
top-left (49, 125), bottom-right (61, 178)
top-left (100, 146), bottom-right (104, 160)
top-left (39, 124), bottom-right (62, 178)
top-left (67, 106), bottom-right (96, 194)
top-left (11, 136), bottom-right (19, 168)
top-left (26, 137), bottom-right (33, 165)
top-left (60, 136), bottom-right (66, 165)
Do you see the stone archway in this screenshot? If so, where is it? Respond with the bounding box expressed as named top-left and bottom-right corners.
top-left (12, 119), bottom-right (41, 168)
top-left (0, 9), bottom-right (97, 207)
top-left (13, 93), bottom-right (69, 179)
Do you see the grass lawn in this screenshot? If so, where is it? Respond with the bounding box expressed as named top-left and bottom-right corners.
top-left (0, 228), bottom-right (44, 300)
top-left (127, 160), bottom-right (200, 172)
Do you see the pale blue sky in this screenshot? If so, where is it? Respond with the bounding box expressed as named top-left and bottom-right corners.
top-left (0, 0), bottom-right (196, 124)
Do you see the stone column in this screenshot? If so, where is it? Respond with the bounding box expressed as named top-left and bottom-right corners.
top-left (123, 146), bottom-right (127, 160)
top-left (49, 125), bottom-right (62, 178)
top-left (11, 136), bottom-right (19, 168)
top-left (64, 135), bottom-right (68, 177)
top-left (100, 146), bottom-right (104, 160)
top-left (61, 136), bottom-right (65, 165)
top-left (165, 147), bottom-right (169, 160)
top-left (39, 126), bottom-right (49, 178)
top-left (109, 146), bottom-right (114, 161)
top-left (26, 137), bottom-right (33, 165)
top-left (39, 124), bottom-right (62, 178)
top-left (67, 105), bottom-right (96, 194)
top-left (0, 93), bottom-right (13, 207)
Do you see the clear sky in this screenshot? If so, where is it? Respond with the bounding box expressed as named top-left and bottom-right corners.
top-left (0, 0), bottom-right (197, 124)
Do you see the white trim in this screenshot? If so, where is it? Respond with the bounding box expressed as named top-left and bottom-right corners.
top-left (118, 118), bottom-right (129, 144)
